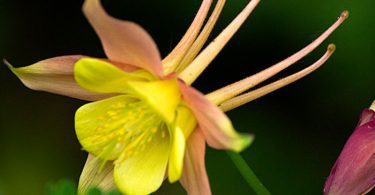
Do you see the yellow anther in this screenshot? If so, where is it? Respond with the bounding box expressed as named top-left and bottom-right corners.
top-left (107, 111), bottom-right (117, 116)
top-left (95, 127), bottom-right (103, 132)
top-left (105, 132), bottom-right (116, 140)
top-left (121, 132), bottom-right (132, 141)
top-left (112, 102), bottom-right (125, 108)
top-left (118, 137), bottom-right (125, 142)
top-left (88, 98), bottom-right (172, 164)
top-left (96, 116), bottom-right (105, 120)
top-left (140, 145), bottom-right (146, 152)
top-left (127, 112), bottom-right (135, 119)
top-left (151, 127), bottom-right (158, 133)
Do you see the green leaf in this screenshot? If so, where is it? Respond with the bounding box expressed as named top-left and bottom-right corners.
top-left (46, 179), bottom-right (76, 195)
top-left (86, 187), bottom-right (102, 195)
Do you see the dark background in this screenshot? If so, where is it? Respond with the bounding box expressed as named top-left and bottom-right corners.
top-left (0, 0), bottom-right (374, 194)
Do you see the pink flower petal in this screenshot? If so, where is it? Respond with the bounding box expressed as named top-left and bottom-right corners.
top-left (178, 81), bottom-right (253, 152)
top-left (7, 55), bottom-right (112, 101)
top-left (324, 109), bottom-right (375, 195)
top-left (180, 129), bottom-right (212, 195)
top-left (83, 0), bottom-right (163, 77)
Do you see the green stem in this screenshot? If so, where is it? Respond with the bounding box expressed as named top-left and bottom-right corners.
top-left (227, 151), bottom-right (271, 195)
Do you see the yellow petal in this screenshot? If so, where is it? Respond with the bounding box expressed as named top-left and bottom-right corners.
top-left (126, 79), bottom-right (181, 123)
top-left (168, 106), bottom-right (197, 182)
top-left (168, 126), bottom-right (186, 183)
top-left (114, 133), bottom-right (170, 195)
top-left (75, 95), bottom-right (138, 160)
top-left (175, 105), bottom-right (197, 138)
top-left (74, 58), bottom-right (152, 94)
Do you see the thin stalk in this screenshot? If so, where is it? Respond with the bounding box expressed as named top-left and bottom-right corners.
top-left (227, 151), bottom-right (271, 195)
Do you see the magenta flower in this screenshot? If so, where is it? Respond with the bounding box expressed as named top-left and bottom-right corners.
top-left (324, 101), bottom-right (375, 195)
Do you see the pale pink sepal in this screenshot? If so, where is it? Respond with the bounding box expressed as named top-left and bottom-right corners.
top-left (7, 55), bottom-right (113, 101)
top-left (178, 81), bottom-right (252, 152)
top-left (83, 0), bottom-right (163, 77)
top-left (180, 129), bottom-right (212, 195)
top-left (78, 154), bottom-right (116, 195)
top-left (324, 109), bottom-right (375, 195)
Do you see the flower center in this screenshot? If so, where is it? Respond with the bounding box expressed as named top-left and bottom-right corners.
top-left (94, 97), bottom-right (169, 161)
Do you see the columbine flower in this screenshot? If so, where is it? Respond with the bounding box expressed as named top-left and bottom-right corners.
top-left (7, 0), bottom-right (348, 194)
top-left (324, 101), bottom-right (375, 195)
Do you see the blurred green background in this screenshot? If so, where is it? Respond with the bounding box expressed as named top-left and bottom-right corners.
top-left (0, 0), bottom-right (374, 194)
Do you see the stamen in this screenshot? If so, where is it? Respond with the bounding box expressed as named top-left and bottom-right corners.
top-left (179, 0), bottom-right (260, 84)
top-left (97, 141), bottom-right (119, 164)
top-left (83, 99), bottom-right (168, 162)
top-left (206, 10), bottom-right (349, 105)
top-left (162, 0), bottom-right (213, 73)
top-left (175, 0), bottom-right (226, 73)
top-left (219, 44), bottom-right (336, 112)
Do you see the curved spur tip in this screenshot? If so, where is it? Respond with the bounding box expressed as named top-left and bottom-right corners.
top-left (327, 44), bottom-right (336, 52)
top-left (341, 10), bottom-right (349, 19)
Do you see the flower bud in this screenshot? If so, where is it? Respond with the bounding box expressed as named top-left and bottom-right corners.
top-left (324, 101), bottom-right (375, 195)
